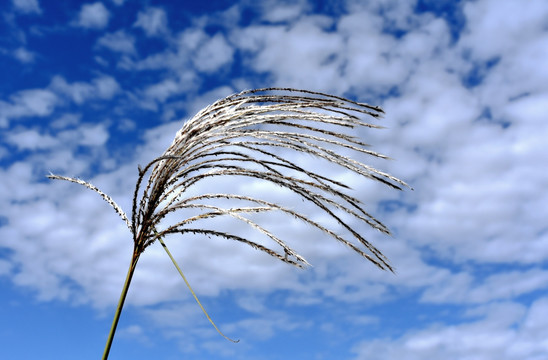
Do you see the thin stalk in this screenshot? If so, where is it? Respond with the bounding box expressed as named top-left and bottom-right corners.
top-left (102, 248), bottom-right (141, 360)
top-left (158, 237), bottom-right (239, 343)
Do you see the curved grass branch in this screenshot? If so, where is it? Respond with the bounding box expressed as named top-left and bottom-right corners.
top-left (157, 236), bottom-right (239, 343)
top-left (48, 87), bottom-right (410, 358)
top-left (47, 174), bottom-right (131, 230)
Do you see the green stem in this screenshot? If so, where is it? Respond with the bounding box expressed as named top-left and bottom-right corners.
top-left (158, 237), bottom-right (239, 343)
top-left (102, 248), bottom-right (141, 360)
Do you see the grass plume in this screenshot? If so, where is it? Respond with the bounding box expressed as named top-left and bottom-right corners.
top-left (48, 87), bottom-right (409, 358)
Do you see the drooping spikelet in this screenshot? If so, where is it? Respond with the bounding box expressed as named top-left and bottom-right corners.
top-left (127, 88), bottom-right (407, 270)
top-left (49, 88), bottom-right (409, 356)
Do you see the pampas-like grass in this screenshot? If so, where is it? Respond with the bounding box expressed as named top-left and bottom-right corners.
top-left (48, 87), bottom-right (409, 359)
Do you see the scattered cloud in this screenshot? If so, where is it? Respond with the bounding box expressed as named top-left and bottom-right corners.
top-left (134, 7), bottom-right (169, 37)
top-left (13, 47), bottom-right (35, 63)
top-left (7, 129), bottom-right (59, 150)
top-left (49, 75), bottom-right (120, 104)
top-left (143, 79), bottom-right (179, 102)
top-left (12, 0), bottom-right (42, 14)
top-left (96, 30), bottom-right (136, 54)
top-left (1, 0), bottom-right (547, 359)
top-left (0, 75), bottom-right (120, 127)
top-left (192, 32), bottom-right (234, 73)
top-left (352, 299), bottom-right (548, 360)
top-left (0, 89), bottom-right (58, 126)
top-left (421, 268), bottom-right (548, 304)
top-left (74, 2), bottom-right (110, 29)
top-left (258, 0), bottom-right (308, 23)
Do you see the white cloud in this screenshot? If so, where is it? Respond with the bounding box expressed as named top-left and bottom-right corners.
top-left (134, 74), bottom-right (200, 111)
top-left (0, 89), bottom-right (58, 125)
top-left (51, 113), bottom-right (81, 129)
top-left (5, 198), bottom-right (131, 305)
top-left (455, 0), bottom-right (548, 121)
top-left (13, 47), bottom-right (35, 63)
top-left (193, 33), bottom-right (234, 73)
top-left (352, 299), bottom-right (548, 360)
top-left (259, 0), bottom-right (308, 23)
top-left (50, 75), bottom-right (120, 103)
top-left (117, 30), bottom-right (191, 71)
top-left (143, 79), bottom-right (179, 102)
top-left (78, 123), bottom-right (110, 146)
top-left (125, 27), bottom-right (234, 75)
top-left (75, 2), bottom-right (110, 29)
top-left (345, 0), bottom-right (420, 32)
top-left (96, 30), bottom-right (136, 54)
top-left (18, 90), bottom-right (57, 116)
top-left (421, 268), bottom-right (548, 304)
top-left (460, 0), bottom-right (548, 61)
top-left (50, 76), bottom-right (94, 104)
top-left (4, 123), bottom-right (108, 156)
top-left (231, 17), bottom-right (343, 91)
top-left (383, 46), bottom-right (548, 266)
top-left (230, 5), bottom-right (454, 95)
top-left (93, 75), bottom-right (121, 98)
top-left (134, 7), bottom-right (168, 37)
top-left (12, 0), bottom-right (42, 14)
top-left (0, 156), bottom-right (136, 307)
top-left (7, 129), bottom-right (59, 150)
top-left (0, 75), bottom-right (119, 126)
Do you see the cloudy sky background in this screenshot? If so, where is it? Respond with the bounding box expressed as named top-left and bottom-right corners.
top-left (1, 0), bottom-right (547, 359)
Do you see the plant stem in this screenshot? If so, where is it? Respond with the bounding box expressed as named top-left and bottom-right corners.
top-left (158, 237), bottom-right (239, 343)
top-left (102, 248), bottom-right (141, 360)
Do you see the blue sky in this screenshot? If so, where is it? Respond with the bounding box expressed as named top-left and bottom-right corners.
top-left (1, 0), bottom-right (548, 359)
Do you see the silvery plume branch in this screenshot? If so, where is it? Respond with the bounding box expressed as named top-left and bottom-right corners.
top-left (48, 87), bottom-right (409, 359)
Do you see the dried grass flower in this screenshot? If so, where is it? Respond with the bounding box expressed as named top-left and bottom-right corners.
top-left (48, 87), bottom-right (409, 359)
